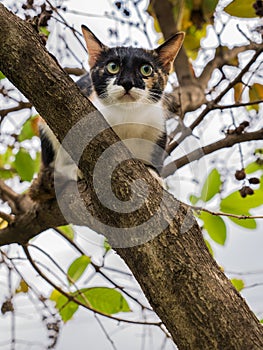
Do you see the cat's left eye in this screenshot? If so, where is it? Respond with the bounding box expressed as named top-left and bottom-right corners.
top-left (140, 64), bottom-right (153, 77)
top-left (106, 62), bottom-right (120, 74)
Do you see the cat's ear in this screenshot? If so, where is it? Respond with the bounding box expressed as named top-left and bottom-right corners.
top-left (81, 25), bottom-right (108, 67)
top-left (156, 32), bottom-right (185, 73)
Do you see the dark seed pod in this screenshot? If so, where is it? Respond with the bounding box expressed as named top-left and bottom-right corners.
top-left (235, 169), bottom-right (246, 180)
top-left (246, 186), bottom-right (254, 195)
top-left (248, 177), bottom-right (260, 184)
top-left (239, 186), bottom-right (247, 198)
top-left (115, 1), bottom-right (122, 9)
top-left (123, 9), bottom-right (130, 16)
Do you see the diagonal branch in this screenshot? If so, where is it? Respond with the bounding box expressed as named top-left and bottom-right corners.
top-left (0, 101), bottom-right (32, 118)
top-left (198, 44), bottom-right (260, 89)
top-left (162, 128), bottom-right (263, 177)
top-left (189, 48), bottom-right (263, 132)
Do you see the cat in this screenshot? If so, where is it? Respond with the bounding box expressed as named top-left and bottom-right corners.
top-left (39, 25), bottom-right (184, 183)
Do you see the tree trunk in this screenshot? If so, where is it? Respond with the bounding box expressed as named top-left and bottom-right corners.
top-left (0, 4), bottom-right (263, 349)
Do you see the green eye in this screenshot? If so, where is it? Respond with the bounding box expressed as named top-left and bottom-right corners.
top-left (106, 62), bottom-right (120, 74)
top-left (140, 64), bottom-right (153, 77)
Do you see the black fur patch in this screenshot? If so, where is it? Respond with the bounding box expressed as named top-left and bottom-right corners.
top-left (40, 128), bottom-right (55, 167)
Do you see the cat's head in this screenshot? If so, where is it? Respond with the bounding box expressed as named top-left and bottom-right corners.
top-left (81, 25), bottom-right (184, 106)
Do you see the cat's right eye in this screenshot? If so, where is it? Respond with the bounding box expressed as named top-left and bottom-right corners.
top-left (106, 62), bottom-right (120, 74)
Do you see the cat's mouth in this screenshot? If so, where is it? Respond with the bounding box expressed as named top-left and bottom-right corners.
top-left (118, 91), bottom-right (137, 102)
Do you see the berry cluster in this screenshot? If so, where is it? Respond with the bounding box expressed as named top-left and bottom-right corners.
top-left (235, 169), bottom-right (260, 198)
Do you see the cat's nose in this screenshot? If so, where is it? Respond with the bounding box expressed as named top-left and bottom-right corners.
top-left (119, 80), bottom-right (133, 92)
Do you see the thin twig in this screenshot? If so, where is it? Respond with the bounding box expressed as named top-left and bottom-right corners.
top-left (191, 205), bottom-right (263, 220)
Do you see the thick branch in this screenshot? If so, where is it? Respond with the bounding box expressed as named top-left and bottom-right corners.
top-left (150, 0), bottom-right (195, 86)
top-left (1, 4), bottom-right (263, 349)
top-left (162, 128), bottom-right (263, 177)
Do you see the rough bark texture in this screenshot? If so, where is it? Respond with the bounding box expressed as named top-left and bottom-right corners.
top-left (1, 4), bottom-right (263, 349)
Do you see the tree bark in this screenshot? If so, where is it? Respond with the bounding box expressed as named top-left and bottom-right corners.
top-left (0, 4), bottom-right (263, 349)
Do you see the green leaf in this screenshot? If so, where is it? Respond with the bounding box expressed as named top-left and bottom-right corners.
top-left (34, 152), bottom-right (41, 174)
top-left (204, 239), bottom-right (214, 256)
top-left (18, 116), bottom-right (37, 142)
top-left (104, 238), bottom-right (111, 253)
top-left (0, 169), bottom-right (14, 180)
top-left (221, 177), bottom-right (263, 212)
top-left (260, 319), bottom-right (263, 324)
top-left (0, 71), bottom-right (6, 80)
top-left (245, 161), bottom-right (263, 174)
top-left (189, 194), bottom-right (200, 205)
top-left (58, 224), bottom-right (75, 240)
top-left (202, 0), bottom-right (218, 19)
top-left (184, 25), bottom-right (208, 60)
top-left (229, 215), bottom-right (256, 229)
top-left (224, 0), bottom-right (257, 18)
top-left (67, 255), bottom-right (91, 285)
top-left (39, 26), bottom-right (50, 37)
top-left (200, 168), bottom-right (221, 202)
top-left (50, 290), bottom-right (79, 322)
top-left (0, 147), bottom-right (14, 167)
top-left (75, 287), bottom-right (130, 315)
top-left (199, 211), bottom-right (227, 245)
top-left (219, 180), bottom-right (263, 229)
top-left (14, 148), bottom-right (35, 182)
top-left (231, 278), bottom-right (245, 292)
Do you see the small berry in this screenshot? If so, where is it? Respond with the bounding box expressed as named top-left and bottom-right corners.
top-left (239, 186), bottom-right (247, 198)
top-left (246, 186), bottom-right (254, 195)
top-left (248, 177), bottom-right (260, 185)
top-left (235, 169), bottom-right (246, 181)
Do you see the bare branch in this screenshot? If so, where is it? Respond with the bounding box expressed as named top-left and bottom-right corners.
top-left (199, 44), bottom-right (260, 89)
top-left (63, 67), bottom-right (87, 76)
top-left (0, 101), bottom-right (32, 118)
top-left (189, 47), bottom-right (263, 132)
top-left (214, 100), bottom-right (263, 110)
top-left (162, 128), bottom-right (263, 177)
top-left (191, 206), bottom-right (263, 220)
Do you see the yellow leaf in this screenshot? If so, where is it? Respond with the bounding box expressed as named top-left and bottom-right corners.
top-left (0, 219), bottom-right (8, 229)
top-left (224, 0), bottom-right (257, 18)
top-left (15, 279), bottom-right (29, 294)
top-left (234, 82), bottom-right (244, 103)
top-left (249, 83), bottom-right (263, 101)
top-left (249, 83), bottom-right (263, 111)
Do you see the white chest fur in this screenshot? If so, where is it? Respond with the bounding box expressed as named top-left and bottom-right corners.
top-left (92, 97), bottom-right (166, 165)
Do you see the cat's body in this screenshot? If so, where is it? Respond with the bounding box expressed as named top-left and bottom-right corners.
top-left (40, 26), bottom-right (184, 180)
